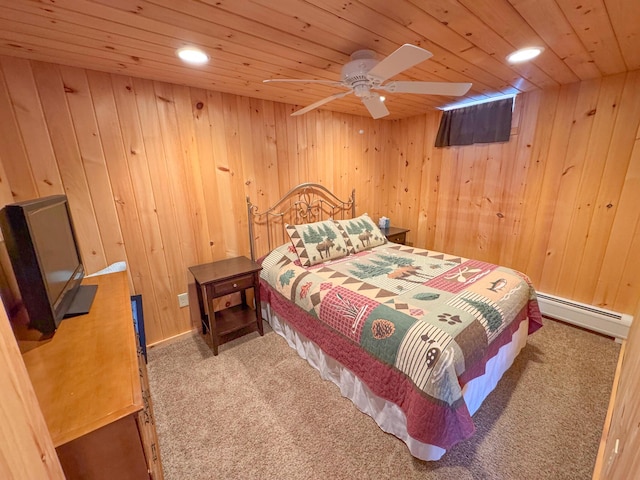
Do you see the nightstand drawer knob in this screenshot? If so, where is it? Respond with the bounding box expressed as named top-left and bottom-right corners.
top-left (233, 283), bottom-right (238, 288)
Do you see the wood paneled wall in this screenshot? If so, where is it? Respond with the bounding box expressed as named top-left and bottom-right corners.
top-left (0, 55), bottom-right (638, 344)
top-left (384, 71), bottom-right (640, 317)
top-left (0, 56), bottom-right (388, 344)
top-left (594, 293), bottom-right (640, 479)
top-left (0, 304), bottom-right (64, 479)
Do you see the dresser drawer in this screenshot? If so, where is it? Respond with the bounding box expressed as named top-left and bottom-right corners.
top-left (211, 274), bottom-right (255, 296)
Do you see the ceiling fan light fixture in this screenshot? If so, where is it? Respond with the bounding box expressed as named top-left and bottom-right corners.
top-left (176, 46), bottom-right (209, 65)
top-left (353, 84), bottom-right (370, 97)
top-left (506, 47), bottom-right (544, 64)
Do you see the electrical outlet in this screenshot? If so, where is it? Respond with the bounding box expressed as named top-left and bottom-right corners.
top-left (178, 293), bottom-right (189, 308)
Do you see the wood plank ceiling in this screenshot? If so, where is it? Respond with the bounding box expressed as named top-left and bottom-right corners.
top-left (0, 0), bottom-right (637, 119)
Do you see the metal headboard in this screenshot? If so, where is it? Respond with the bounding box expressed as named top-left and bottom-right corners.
top-left (246, 182), bottom-right (356, 260)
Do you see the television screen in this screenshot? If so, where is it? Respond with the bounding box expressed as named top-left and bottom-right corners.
top-left (27, 201), bottom-right (82, 309)
top-left (0, 195), bottom-right (96, 337)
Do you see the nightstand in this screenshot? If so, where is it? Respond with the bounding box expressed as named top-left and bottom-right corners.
top-left (188, 256), bottom-right (263, 355)
top-left (383, 226), bottom-right (410, 245)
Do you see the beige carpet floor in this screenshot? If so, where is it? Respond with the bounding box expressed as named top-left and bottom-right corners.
top-left (147, 317), bottom-right (620, 480)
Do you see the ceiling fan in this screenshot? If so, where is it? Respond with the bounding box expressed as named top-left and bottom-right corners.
top-left (264, 44), bottom-right (472, 119)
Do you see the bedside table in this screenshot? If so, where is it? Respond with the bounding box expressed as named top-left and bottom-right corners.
top-left (188, 256), bottom-right (263, 355)
top-left (383, 226), bottom-right (410, 245)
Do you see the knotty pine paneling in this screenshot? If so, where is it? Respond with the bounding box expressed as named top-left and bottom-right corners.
top-left (0, 303), bottom-right (64, 479)
top-left (0, 57), bottom-right (382, 344)
top-left (0, 56), bottom-right (638, 344)
top-left (594, 298), bottom-right (640, 479)
top-left (393, 71), bottom-right (640, 316)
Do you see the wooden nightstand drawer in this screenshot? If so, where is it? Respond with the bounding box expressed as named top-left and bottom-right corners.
top-left (386, 232), bottom-right (406, 244)
top-left (383, 226), bottom-right (410, 245)
top-left (212, 274), bottom-right (254, 296)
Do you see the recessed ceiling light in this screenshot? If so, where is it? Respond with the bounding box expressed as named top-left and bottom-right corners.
top-left (506, 47), bottom-right (544, 64)
top-left (176, 47), bottom-right (209, 65)
top-left (379, 95), bottom-right (386, 102)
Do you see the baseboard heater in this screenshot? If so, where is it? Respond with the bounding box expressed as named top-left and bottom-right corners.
top-left (536, 292), bottom-right (633, 340)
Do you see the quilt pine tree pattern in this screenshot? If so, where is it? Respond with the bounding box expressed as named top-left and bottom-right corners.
top-left (261, 242), bottom-right (541, 404)
top-left (259, 241), bottom-right (542, 450)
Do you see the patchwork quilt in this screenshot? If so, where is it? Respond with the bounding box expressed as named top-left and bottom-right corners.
top-left (260, 242), bottom-right (542, 449)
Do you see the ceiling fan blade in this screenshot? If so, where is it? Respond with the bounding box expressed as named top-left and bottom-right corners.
top-left (291, 90), bottom-right (353, 116)
top-left (263, 79), bottom-right (344, 87)
top-left (361, 95), bottom-right (390, 119)
top-left (380, 81), bottom-right (472, 96)
top-left (367, 44), bottom-right (433, 83)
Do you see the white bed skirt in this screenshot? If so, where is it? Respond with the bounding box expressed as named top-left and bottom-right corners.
top-left (262, 302), bottom-right (530, 461)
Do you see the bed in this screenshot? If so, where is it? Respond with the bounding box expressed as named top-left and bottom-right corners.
top-left (247, 183), bottom-right (542, 461)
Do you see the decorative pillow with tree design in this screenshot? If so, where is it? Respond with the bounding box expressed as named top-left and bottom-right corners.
top-left (285, 220), bottom-right (350, 267)
top-left (334, 213), bottom-right (387, 254)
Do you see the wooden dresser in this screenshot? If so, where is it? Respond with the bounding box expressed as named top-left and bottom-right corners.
top-left (20, 271), bottom-right (163, 479)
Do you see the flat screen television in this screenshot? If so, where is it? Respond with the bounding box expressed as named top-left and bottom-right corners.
top-left (0, 194), bottom-right (97, 337)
